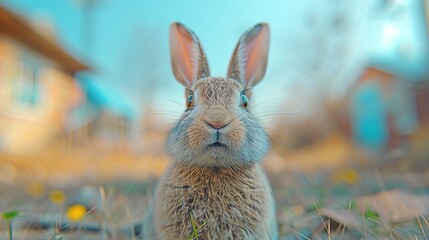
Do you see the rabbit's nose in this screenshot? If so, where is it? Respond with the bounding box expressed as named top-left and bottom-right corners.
top-left (204, 106), bottom-right (231, 129)
top-left (205, 120), bottom-right (229, 130)
top-left (203, 106), bottom-right (231, 129)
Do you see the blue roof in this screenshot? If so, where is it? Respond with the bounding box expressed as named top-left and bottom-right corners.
top-left (77, 77), bottom-right (139, 120)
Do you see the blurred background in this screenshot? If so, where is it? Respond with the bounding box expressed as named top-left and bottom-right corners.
top-left (0, 0), bottom-right (428, 239)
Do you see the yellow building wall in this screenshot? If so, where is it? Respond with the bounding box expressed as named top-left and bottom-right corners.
top-left (0, 37), bottom-right (82, 153)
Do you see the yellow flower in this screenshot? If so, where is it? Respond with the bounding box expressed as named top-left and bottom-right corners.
top-left (292, 205), bottom-right (305, 215)
top-left (66, 204), bottom-right (87, 221)
top-left (331, 168), bottom-right (359, 185)
top-left (49, 190), bottom-right (66, 204)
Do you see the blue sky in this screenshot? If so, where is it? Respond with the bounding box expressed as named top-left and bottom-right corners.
top-left (1, 0), bottom-right (426, 123)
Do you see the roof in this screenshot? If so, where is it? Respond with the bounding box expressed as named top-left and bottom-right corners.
top-left (78, 78), bottom-right (138, 120)
top-left (359, 66), bottom-right (395, 83)
top-left (370, 49), bottom-right (429, 81)
top-left (0, 5), bottom-right (89, 74)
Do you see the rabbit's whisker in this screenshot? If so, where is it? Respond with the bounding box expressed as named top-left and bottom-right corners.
top-left (145, 112), bottom-right (183, 117)
top-left (236, 128), bottom-right (313, 197)
top-left (262, 127), bottom-right (287, 133)
top-left (142, 122), bottom-right (175, 130)
top-left (134, 132), bottom-right (171, 155)
top-left (155, 98), bottom-right (186, 108)
top-left (150, 110), bottom-right (184, 114)
top-left (124, 138), bottom-right (188, 200)
top-left (254, 112), bottom-right (308, 118)
top-left (248, 96), bottom-right (296, 109)
top-left (231, 97), bottom-right (295, 120)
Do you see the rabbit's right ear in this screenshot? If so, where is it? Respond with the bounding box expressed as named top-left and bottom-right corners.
top-left (170, 23), bottom-right (210, 88)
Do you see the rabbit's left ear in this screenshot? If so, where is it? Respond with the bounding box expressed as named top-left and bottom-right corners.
top-left (227, 23), bottom-right (270, 88)
top-left (170, 22), bottom-right (210, 88)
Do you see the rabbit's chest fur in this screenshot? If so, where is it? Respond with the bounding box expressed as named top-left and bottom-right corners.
top-left (153, 162), bottom-right (274, 240)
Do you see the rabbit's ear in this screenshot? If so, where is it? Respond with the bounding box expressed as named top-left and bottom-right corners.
top-left (170, 22), bottom-right (210, 88)
top-left (227, 23), bottom-right (270, 88)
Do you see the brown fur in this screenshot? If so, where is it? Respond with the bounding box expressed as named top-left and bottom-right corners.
top-left (153, 162), bottom-right (274, 240)
top-left (193, 77), bottom-right (242, 106)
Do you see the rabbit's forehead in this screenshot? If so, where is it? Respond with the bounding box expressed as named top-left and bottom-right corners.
top-left (192, 77), bottom-right (242, 104)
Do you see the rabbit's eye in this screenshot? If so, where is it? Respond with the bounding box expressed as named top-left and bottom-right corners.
top-left (186, 93), bottom-right (194, 109)
top-left (241, 93), bottom-right (248, 108)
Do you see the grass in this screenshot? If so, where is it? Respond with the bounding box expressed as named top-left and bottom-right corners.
top-left (0, 175), bottom-right (428, 239)
top-left (0, 136), bottom-right (428, 239)
top-left (1, 210), bottom-right (21, 240)
top-left (188, 214), bottom-right (210, 240)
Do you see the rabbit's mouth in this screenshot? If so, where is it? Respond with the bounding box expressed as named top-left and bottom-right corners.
top-left (207, 142), bottom-right (228, 148)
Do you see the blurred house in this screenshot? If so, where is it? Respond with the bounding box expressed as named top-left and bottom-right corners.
top-left (335, 0), bottom-right (429, 155)
top-left (68, 79), bottom-right (141, 152)
top-left (0, 6), bottom-right (89, 153)
top-left (341, 66), bottom-right (429, 151)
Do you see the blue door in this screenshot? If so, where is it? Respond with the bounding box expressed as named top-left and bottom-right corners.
top-left (351, 81), bottom-right (388, 152)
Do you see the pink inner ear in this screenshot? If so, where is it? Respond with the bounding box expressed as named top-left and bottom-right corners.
top-left (171, 26), bottom-right (198, 87)
top-left (243, 27), bottom-right (269, 87)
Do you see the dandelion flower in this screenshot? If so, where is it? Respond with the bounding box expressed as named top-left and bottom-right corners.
top-left (49, 190), bottom-right (66, 204)
top-left (66, 204), bottom-right (87, 221)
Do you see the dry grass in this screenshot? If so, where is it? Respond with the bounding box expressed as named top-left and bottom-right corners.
top-left (0, 132), bottom-right (428, 239)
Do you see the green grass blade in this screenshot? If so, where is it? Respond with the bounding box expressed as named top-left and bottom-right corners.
top-left (190, 214), bottom-right (199, 240)
top-left (188, 217), bottom-right (210, 240)
top-left (1, 211), bottom-right (19, 221)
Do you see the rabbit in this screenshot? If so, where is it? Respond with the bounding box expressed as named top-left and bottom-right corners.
top-left (143, 22), bottom-right (278, 240)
